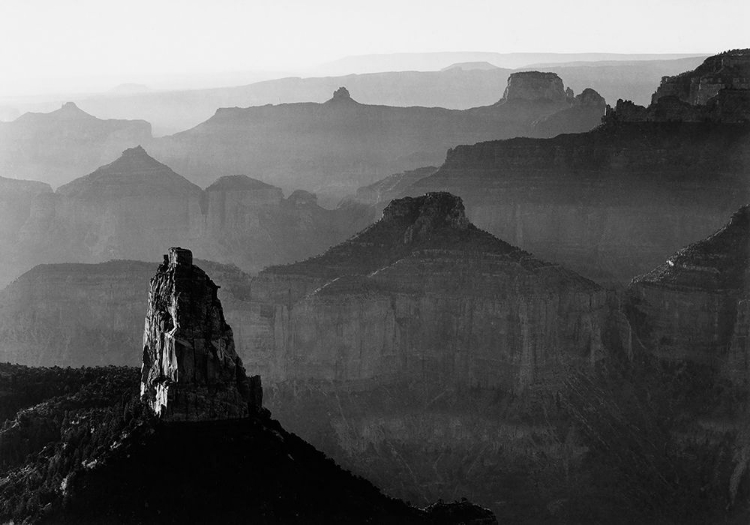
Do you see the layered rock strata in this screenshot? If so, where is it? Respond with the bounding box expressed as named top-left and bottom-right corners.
top-left (140, 247), bottom-right (261, 421)
top-left (627, 206), bottom-right (750, 387)
top-left (246, 193), bottom-right (614, 392)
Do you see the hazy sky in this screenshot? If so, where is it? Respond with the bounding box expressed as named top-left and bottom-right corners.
top-left (0, 0), bottom-right (747, 97)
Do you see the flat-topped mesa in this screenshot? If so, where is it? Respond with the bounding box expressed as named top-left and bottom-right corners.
top-left (140, 247), bottom-right (262, 421)
top-left (502, 71), bottom-right (567, 102)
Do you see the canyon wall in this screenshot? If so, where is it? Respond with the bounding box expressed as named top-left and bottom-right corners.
top-left (243, 193), bottom-right (626, 392)
top-left (406, 122), bottom-right (750, 285)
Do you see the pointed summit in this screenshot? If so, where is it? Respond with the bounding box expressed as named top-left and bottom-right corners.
top-left (267, 192), bottom-right (526, 279)
top-left (51, 101), bottom-right (93, 120)
top-left (141, 247), bottom-right (262, 421)
top-left (57, 146), bottom-right (201, 199)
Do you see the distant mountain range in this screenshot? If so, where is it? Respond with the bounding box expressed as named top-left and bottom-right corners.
top-left (3, 55), bottom-right (706, 135)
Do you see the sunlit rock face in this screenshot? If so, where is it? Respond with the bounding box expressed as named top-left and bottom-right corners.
top-left (627, 206), bottom-right (750, 387)
top-left (140, 247), bottom-right (261, 421)
top-left (245, 193), bottom-right (615, 393)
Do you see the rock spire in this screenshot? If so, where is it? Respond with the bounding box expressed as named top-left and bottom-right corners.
top-left (140, 247), bottom-right (261, 421)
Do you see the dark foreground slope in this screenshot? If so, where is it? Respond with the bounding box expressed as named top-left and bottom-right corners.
top-left (0, 365), bottom-right (495, 525)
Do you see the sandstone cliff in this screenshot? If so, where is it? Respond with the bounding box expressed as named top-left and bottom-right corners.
top-left (150, 77), bottom-right (605, 201)
top-left (247, 193), bottom-right (614, 392)
top-left (140, 247), bottom-right (261, 421)
top-left (627, 206), bottom-right (750, 387)
top-left (0, 102), bottom-right (151, 187)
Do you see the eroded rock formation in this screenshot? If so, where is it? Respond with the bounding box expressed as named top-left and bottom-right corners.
top-left (502, 71), bottom-right (567, 102)
top-left (605, 49), bottom-right (750, 124)
top-left (140, 247), bottom-right (261, 421)
top-left (246, 193), bottom-right (617, 392)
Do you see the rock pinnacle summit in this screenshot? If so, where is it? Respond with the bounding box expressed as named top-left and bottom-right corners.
top-left (140, 247), bottom-right (262, 421)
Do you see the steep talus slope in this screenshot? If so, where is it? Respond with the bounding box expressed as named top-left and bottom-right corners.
top-left (150, 74), bottom-right (605, 200)
top-left (249, 193), bottom-right (614, 391)
top-left (627, 206), bottom-right (750, 380)
top-left (0, 102), bottom-right (151, 187)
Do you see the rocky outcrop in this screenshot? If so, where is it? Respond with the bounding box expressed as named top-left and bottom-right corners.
top-left (652, 49), bottom-right (750, 106)
top-left (627, 206), bottom-right (750, 387)
top-left (605, 50), bottom-right (750, 124)
top-left (150, 80), bottom-right (606, 201)
top-left (502, 71), bottom-right (567, 102)
top-left (0, 103), bottom-right (151, 187)
top-left (245, 193), bottom-right (615, 392)
top-left (140, 247), bottom-right (261, 421)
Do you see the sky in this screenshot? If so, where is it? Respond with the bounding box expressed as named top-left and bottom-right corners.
top-left (0, 0), bottom-right (747, 98)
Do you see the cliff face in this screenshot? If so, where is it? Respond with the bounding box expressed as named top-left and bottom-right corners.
top-left (2, 146), bottom-right (371, 286)
top-left (0, 103), bottom-right (152, 187)
top-left (245, 193), bottom-right (615, 392)
top-left (140, 247), bottom-right (261, 421)
top-left (627, 206), bottom-right (750, 386)
top-left (150, 80), bottom-right (605, 201)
